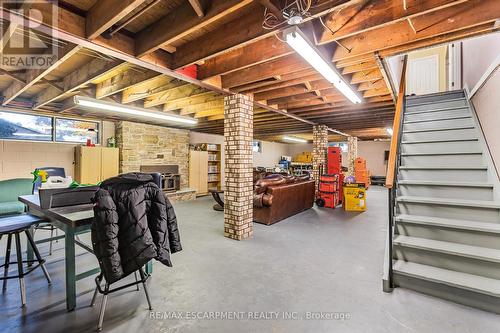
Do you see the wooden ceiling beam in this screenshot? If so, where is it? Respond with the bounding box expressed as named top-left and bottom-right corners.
top-left (363, 88), bottom-right (390, 98)
top-left (243, 74), bottom-right (323, 94)
top-left (198, 35), bottom-right (293, 79)
top-left (332, 0), bottom-right (500, 61)
top-left (135, 0), bottom-right (252, 57)
top-left (254, 84), bottom-right (326, 102)
top-left (357, 80), bottom-right (387, 91)
top-left (34, 58), bottom-right (124, 109)
top-left (188, 0), bottom-right (205, 17)
top-left (377, 22), bottom-right (496, 59)
top-left (341, 62), bottom-right (378, 75)
top-left (172, 0), bottom-right (352, 68)
top-left (1, 4), bottom-right (174, 69)
top-left (350, 70), bottom-right (383, 84)
top-left (96, 67), bottom-right (160, 99)
top-left (143, 84), bottom-right (209, 108)
top-left (86, 0), bottom-right (146, 39)
top-left (2, 44), bottom-right (82, 105)
top-left (221, 55), bottom-right (310, 88)
top-left (121, 75), bottom-right (180, 103)
top-left (164, 93), bottom-right (222, 112)
top-left (180, 100), bottom-right (224, 115)
top-left (317, 0), bottom-right (468, 45)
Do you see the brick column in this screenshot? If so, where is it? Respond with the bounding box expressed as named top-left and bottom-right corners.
top-left (347, 136), bottom-right (358, 177)
top-left (224, 93), bottom-right (254, 241)
top-left (312, 125), bottom-right (328, 191)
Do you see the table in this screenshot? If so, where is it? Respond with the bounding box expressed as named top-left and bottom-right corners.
top-left (19, 195), bottom-right (152, 311)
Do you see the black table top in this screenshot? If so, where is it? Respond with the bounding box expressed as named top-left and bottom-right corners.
top-left (19, 195), bottom-right (94, 228)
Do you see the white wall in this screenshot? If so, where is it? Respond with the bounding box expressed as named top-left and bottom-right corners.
top-left (288, 143), bottom-right (313, 157)
top-left (358, 140), bottom-right (390, 177)
top-left (0, 120), bottom-right (115, 181)
top-left (253, 141), bottom-right (290, 168)
top-left (462, 33), bottom-right (500, 95)
top-left (471, 68), bottom-right (500, 179)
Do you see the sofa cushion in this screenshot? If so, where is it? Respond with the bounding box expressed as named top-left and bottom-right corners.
top-left (0, 202), bottom-right (26, 216)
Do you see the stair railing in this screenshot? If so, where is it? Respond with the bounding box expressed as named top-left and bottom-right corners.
top-left (385, 55), bottom-right (408, 289)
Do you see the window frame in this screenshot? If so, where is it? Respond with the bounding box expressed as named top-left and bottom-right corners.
top-left (54, 116), bottom-right (100, 144)
top-left (0, 110), bottom-right (102, 145)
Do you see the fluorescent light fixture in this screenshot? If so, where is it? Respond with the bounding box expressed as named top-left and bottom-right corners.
top-left (283, 135), bottom-right (307, 143)
top-left (74, 96), bottom-right (197, 125)
top-left (386, 128), bottom-right (393, 136)
top-left (283, 26), bottom-right (362, 104)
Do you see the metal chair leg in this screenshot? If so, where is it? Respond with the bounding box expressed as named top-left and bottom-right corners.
top-left (14, 233), bottom-right (26, 307)
top-left (2, 234), bottom-right (12, 292)
top-left (138, 269), bottom-right (153, 310)
top-left (97, 284), bottom-right (109, 332)
top-left (134, 271), bottom-right (140, 291)
top-left (49, 227), bottom-right (54, 256)
top-left (25, 230), bottom-right (51, 284)
top-left (90, 274), bottom-right (103, 307)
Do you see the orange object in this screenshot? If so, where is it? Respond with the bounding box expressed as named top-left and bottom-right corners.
top-left (354, 157), bottom-right (371, 189)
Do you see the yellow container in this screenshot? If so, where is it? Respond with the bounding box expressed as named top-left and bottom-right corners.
top-left (343, 184), bottom-right (367, 212)
top-left (293, 152), bottom-right (312, 163)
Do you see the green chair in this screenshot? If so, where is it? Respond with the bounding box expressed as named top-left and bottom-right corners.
top-left (0, 179), bottom-right (33, 216)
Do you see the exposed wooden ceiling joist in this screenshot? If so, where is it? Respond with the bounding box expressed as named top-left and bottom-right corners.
top-left (135, 0), bottom-right (253, 57)
top-left (332, 0), bottom-right (500, 61)
top-left (317, 0), bottom-right (468, 45)
top-left (86, 0), bottom-right (146, 39)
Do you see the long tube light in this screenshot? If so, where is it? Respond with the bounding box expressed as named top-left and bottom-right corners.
top-left (283, 26), bottom-right (362, 104)
top-left (74, 96), bottom-right (197, 125)
top-left (283, 135), bottom-right (308, 143)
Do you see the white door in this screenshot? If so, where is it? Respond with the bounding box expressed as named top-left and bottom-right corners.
top-left (407, 54), bottom-right (439, 95)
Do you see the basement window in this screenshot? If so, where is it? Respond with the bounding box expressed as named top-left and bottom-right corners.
top-left (253, 140), bottom-right (262, 153)
top-left (0, 111), bottom-right (53, 141)
top-left (55, 118), bottom-right (100, 144)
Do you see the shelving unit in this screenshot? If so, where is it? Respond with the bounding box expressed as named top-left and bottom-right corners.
top-left (206, 143), bottom-right (222, 191)
top-left (189, 143), bottom-right (222, 195)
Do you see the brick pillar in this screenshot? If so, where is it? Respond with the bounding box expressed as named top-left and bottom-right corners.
top-left (347, 136), bottom-right (358, 177)
top-left (224, 93), bottom-right (254, 240)
top-left (312, 125), bottom-right (328, 191)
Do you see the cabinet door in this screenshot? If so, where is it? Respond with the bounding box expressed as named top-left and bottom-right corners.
top-left (101, 147), bottom-right (119, 181)
top-left (78, 146), bottom-right (102, 184)
top-left (198, 151), bottom-right (208, 194)
top-left (189, 151), bottom-right (200, 192)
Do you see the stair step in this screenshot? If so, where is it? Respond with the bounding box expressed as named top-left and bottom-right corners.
top-left (405, 106), bottom-right (469, 115)
top-left (401, 152), bottom-right (482, 156)
top-left (394, 235), bottom-right (500, 263)
top-left (396, 196), bottom-right (500, 209)
top-left (399, 165), bottom-right (487, 170)
top-left (403, 125), bottom-right (474, 134)
top-left (401, 138), bottom-right (478, 144)
top-left (393, 260), bottom-right (500, 297)
top-left (397, 180), bottom-right (493, 188)
top-left (404, 115), bottom-right (471, 124)
top-left (395, 214), bottom-right (500, 234)
top-left (406, 96), bottom-right (466, 108)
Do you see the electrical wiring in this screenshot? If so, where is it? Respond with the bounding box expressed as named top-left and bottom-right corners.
top-left (262, 0), bottom-right (313, 29)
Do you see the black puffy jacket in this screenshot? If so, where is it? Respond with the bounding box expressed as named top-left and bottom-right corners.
top-left (91, 173), bottom-right (182, 284)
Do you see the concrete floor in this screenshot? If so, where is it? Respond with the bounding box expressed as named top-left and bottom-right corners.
top-left (1, 186), bottom-right (499, 333)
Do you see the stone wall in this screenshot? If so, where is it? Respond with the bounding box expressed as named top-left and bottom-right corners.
top-left (115, 121), bottom-right (189, 188)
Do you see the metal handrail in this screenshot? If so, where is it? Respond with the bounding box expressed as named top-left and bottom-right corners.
top-left (386, 55), bottom-right (408, 289)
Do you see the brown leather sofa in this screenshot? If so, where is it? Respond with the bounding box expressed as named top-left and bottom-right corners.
top-left (253, 172), bottom-right (315, 225)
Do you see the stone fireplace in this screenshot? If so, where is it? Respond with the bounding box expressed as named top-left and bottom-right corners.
top-left (115, 121), bottom-right (189, 189)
